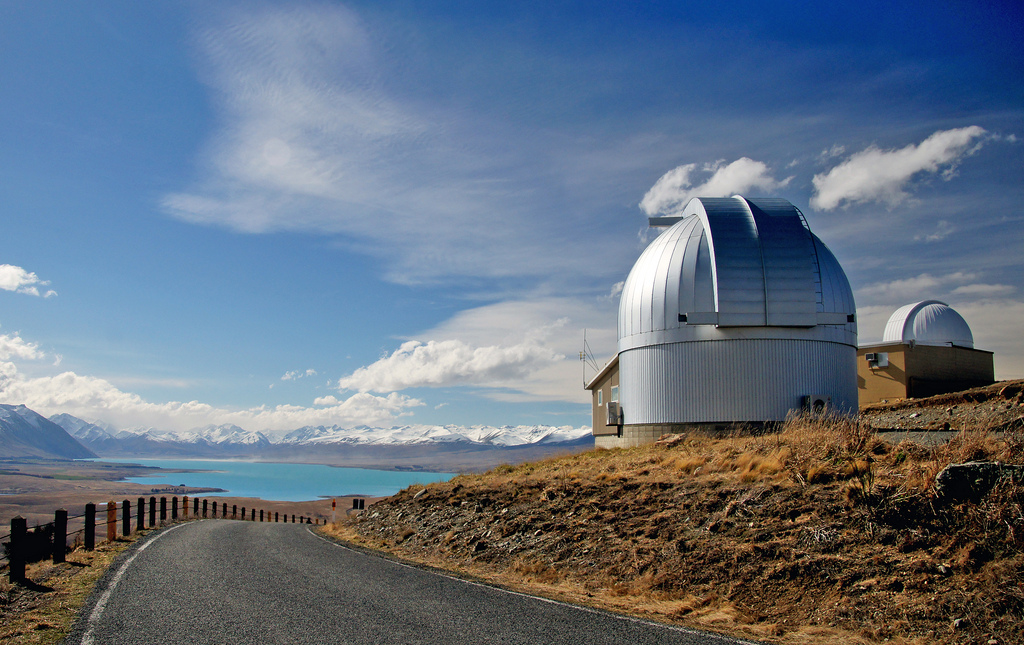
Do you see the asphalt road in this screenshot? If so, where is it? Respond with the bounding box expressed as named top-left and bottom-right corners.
top-left (65, 521), bottom-right (757, 645)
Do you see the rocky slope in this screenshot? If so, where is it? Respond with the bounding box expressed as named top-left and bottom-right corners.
top-left (325, 392), bottom-right (1024, 645)
top-left (861, 379), bottom-right (1024, 434)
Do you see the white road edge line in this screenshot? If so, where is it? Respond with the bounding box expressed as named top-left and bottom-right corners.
top-left (306, 526), bottom-right (761, 645)
top-left (80, 522), bottom-right (190, 645)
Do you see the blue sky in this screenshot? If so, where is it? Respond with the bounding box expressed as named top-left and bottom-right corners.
top-left (1, 1), bottom-right (1021, 433)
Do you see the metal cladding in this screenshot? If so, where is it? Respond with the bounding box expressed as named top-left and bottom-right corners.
top-left (618, 196), bottom-right (857, 425)
top-left (882, 300), bottom-right (974, 348)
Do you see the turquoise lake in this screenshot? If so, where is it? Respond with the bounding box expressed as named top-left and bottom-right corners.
top-left (97, 458), bottom-right (455, 501)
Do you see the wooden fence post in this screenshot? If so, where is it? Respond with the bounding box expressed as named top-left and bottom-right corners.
top-left (9, 516), bottom-right (26, 583)
top-left (122, 499), bottom-right (131, 536)
top-left (232, 504), bottom-right (237, 519)
top-left (193, 497), bottom-right (199, 516)
top-left (222, 503), bottom-right (227, 518)
top-left (149, 497), bottom-right (156, 527)
top-left (211, 501), bottom-right (217, 517)
top-left (106, 501), bottom-right (117, 542)
top-left (171, 497), bottom-right (178, 520)
top-left (291, 514), bottom-right (296, 523)
top-left (85, 503), bottom-right (96, 551)
top-left (137, 497), bottom-right (145, 530)
top-left (203, 499), bottom-right (208, 518)
top-left (275, 512), bottom-right (279, 522)
top-left (183, 496), bottom-right (189, 518)
top-left (160, 497), bottom-right (167, 523)
top-left (250, 509), bottom-right (255, 521)
top-left (259, 509), bottom-right (264, 522)
top-left (241, 507), bottom-right (246, 521)
top-left (53, 509), bottom-right (67, 563)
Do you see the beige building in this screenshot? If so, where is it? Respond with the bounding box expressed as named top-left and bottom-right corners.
top-left (858, 301), bottom-right (994, 406)
top-left (585, 355), bottom-right (622, 449)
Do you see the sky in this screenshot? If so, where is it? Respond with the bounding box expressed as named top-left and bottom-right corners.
top-left (1, 1), bottom-right (1022, 434)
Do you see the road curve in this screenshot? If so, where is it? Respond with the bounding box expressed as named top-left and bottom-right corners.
top-left (65, 521), bottom-right (758, 645)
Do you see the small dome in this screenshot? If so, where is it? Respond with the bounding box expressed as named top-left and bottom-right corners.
top-left (882, 300), bottom-right (974, 348)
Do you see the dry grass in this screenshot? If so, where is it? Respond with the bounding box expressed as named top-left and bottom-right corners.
top-left (322, 411), bottom-right (1024, 645)
top-left (0, 535), bottom-right (139, 644)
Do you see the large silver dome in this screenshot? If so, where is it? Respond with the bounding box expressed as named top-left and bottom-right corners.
top-left (617, 196), bottom-right (857, 426)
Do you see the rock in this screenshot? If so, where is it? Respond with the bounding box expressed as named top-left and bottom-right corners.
top-left (952, 618), bottom-right (967, 630)
top-left (935, 461), bottom-right (1024, 503)
top-left (413, 488), bottom-right (426, 500)
top-left (999, 383), bottom-right (1023, 399)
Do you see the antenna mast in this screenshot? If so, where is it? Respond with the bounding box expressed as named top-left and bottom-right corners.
top-left (580, 329), bottom-right (601, 385)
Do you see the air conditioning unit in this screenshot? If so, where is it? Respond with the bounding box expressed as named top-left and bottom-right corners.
top-left (802, 394), bottom-right (830, 414)
top-left (865, 352), bottom-right (889, 368)
top-left (606, 401), bottom-right (622, 426)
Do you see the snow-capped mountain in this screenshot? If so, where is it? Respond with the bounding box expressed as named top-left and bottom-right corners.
top-left (141, 424), bottom-right (272, 446)
top-left (49, 413), bottom-right (115, 442)
top-left (1, 405), bottom-right (97, 459)
top-left (278, 424), bottom-right (591, 446)
top-left (49, 411), bottom-right (593, 452)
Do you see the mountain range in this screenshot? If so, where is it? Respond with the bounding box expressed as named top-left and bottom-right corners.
top-left (42, 412), bottom-right (593, 469)
top-left (0, 404), bottom-right (592, 468)
top-left (0, 405), bottom-right (97, 459)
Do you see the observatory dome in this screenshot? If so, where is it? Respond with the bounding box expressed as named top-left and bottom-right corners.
top-left (882, 300), bottom-right (974, 348)
top-left (617, 196), bottom-right (857, 428)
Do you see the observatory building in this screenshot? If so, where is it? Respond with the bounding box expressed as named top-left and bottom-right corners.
top-left (857, 300), bottom-right (994, 405)
top-left (587, 196), bottom-right (858, 448)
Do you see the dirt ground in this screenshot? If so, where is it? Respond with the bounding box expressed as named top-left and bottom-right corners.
top-left (324, 381), bottom-right (1024, 645)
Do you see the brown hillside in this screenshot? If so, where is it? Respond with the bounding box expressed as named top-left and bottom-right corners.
top-left (323, 386), bottom-right (1024, 645)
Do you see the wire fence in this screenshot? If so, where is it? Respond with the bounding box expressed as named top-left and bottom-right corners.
top-left (2, 494), bottom-right (342, 584)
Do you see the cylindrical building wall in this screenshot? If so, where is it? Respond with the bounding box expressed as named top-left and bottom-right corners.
top-left (619, 338), bottom-right (857, 425)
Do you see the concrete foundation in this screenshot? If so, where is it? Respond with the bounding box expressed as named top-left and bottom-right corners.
top-left (594, 422), bottom-right (777, 449)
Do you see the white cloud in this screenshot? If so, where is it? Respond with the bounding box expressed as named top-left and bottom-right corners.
top-left (639, 158), bottom-right (791, 216)
top-left (0, 330), bottom-right (45, 361)
top-left (913, 219), bottom-right (955, 243)
top-left (855, 271), bottom-right (979, 305)
top-left (818, 144), bottom-right (846, 161)
top-left (160, 4), bottom-right (611, 286)
top-left (0, 364), bottom-right (422, 432)
top-left (810, 126), bottom-right (989, 211)
top-left (336, 297), bottom-right (618, 403)
top-left (950, 283), bottom-right (1016, 296)
top-left (338, 338), bottom-right (563, 393)
top-left (281, 368), bottom-right (317, 381)
top-left (0, 329), bottom-right (422, 432)
top-left (0, 265), bottom-right (57, 298)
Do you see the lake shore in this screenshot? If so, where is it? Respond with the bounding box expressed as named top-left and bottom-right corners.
top-left (0, 459), bottom-right (381, 534)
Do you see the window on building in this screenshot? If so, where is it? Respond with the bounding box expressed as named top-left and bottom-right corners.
top-left (611, 385), bottom-right (619, 402)
top-left (598, 390), bottom-right (603, 406)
